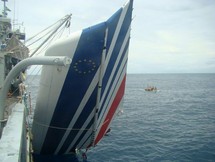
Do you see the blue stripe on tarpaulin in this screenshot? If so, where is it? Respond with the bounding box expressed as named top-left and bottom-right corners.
top-left (58, 87), bottom-right (97, 154)
top-left (100, 9), bottom-right (122, 97)
top-left (98, 2), bottom-right (132, 125)
top-left (80, 131), bottom-right (93, 149)
top-left (41, 23), bottom-right (106, 154)
top-left (70, 119), bottom-right (94, 151)
top-left (105, 8), bottom-right (122, 57)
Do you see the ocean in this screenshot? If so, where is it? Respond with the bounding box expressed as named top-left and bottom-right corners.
top-left (27, 74), bottom-right (215, 162)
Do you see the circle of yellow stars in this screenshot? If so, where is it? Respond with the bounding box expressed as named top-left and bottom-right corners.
top-left (73, 59), bottom-right (97, 75)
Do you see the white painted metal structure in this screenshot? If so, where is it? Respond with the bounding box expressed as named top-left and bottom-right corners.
top-left (0, 103), bottom-right (25, 162)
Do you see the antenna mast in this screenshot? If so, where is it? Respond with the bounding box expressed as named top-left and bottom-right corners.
top-left (2, 0), bottom-right (9, 17)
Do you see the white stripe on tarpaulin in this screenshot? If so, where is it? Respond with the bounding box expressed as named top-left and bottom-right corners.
top-left (79, 74), bottom-right (127, 148)
top-left (65, 109), bottom-right (95, 153)
top-left (54, 69), bottom-right (100, 154)
top-left (103, 1), bottom-right (129, 73)
top-left (79, 48), bottom-right (129, 149)
top-left (32, 31), bottom-right (82, 154)
top-left (76, 125), bottom-right (93, 149)
top-left (99, 50), bottom-right (129, 135)
top-left (95, 49), bottom-right (128, 142)
top-left (96, 27), bottom-right (131, 137)
top-left (91, 27), bottom-right (108, 147)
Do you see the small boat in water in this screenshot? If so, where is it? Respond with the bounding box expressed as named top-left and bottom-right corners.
top-left (145, 86), bottom-right (158, 92)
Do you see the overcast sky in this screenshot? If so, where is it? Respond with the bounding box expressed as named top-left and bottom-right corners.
top-left (4, 0), bottom-right (215, 73)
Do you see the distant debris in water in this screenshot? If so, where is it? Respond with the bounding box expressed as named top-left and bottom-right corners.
top-left (145, 86), bottom-right (158, 92)
top-left (117, 109), bottom-right (124, 116)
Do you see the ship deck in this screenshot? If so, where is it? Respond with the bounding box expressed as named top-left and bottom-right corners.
top-left (4, 96), bottom-right (21, 119)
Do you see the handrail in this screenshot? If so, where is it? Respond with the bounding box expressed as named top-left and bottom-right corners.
top-left (0, 56), bottom-right (72, 136)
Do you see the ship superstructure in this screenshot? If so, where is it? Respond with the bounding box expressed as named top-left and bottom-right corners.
top-left (0, 0), bottom-right (28, 95)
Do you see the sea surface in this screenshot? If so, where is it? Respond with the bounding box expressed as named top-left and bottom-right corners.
top-left (27, 74), bottom-right (215, 162)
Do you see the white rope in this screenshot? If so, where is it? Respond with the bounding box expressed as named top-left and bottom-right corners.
top-left (33, 119), bottom-right (94, 131)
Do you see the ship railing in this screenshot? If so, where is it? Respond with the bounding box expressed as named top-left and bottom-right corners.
top-left (0, 56), bottom-right (72, 136)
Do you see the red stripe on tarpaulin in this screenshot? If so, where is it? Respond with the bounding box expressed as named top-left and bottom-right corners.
top-left (95, 75), bottom-right (127, 145)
